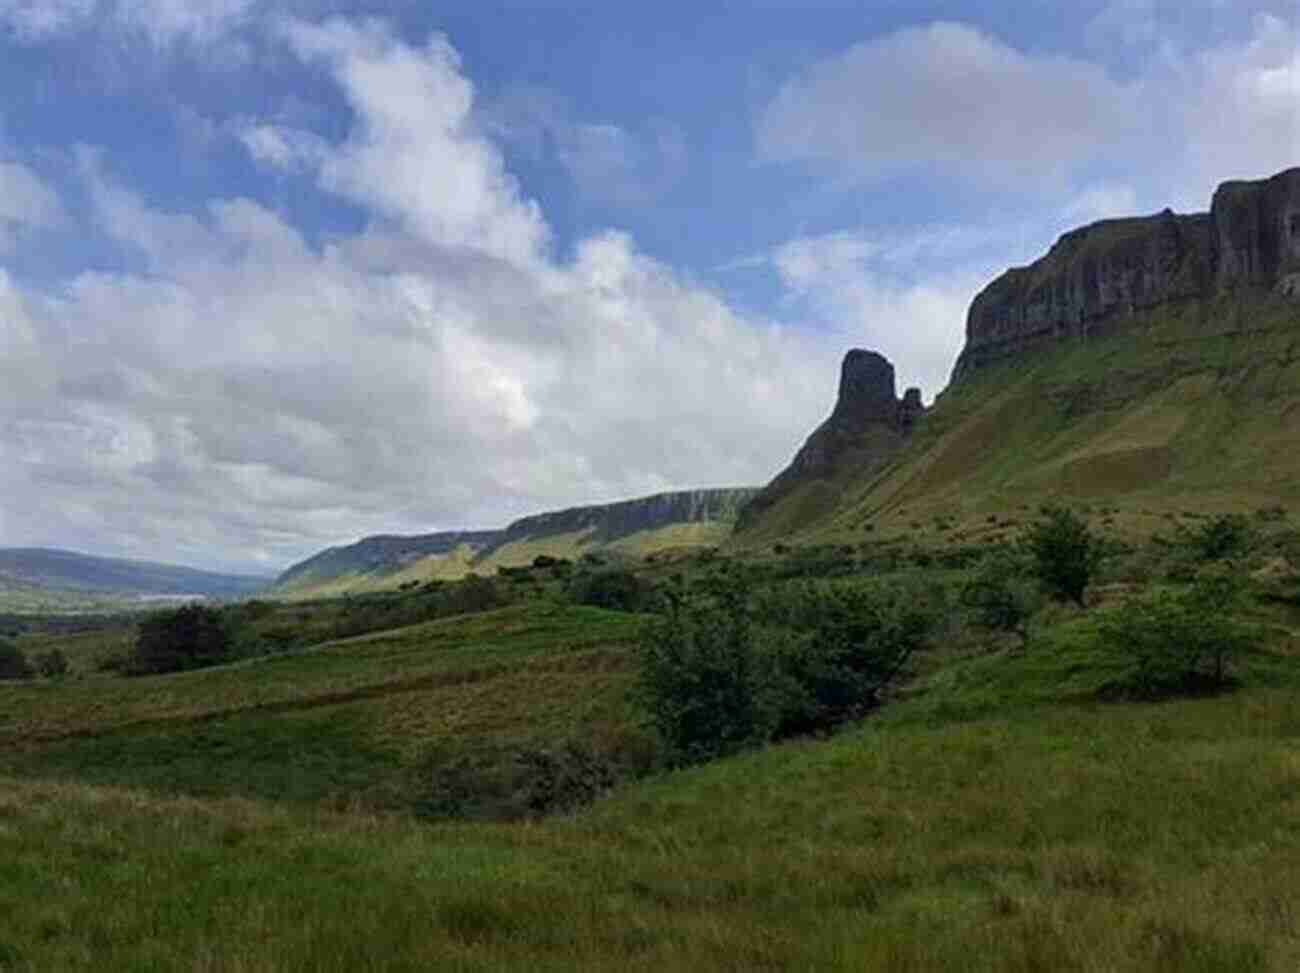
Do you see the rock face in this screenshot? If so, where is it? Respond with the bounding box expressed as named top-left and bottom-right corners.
top-left (737, 350), bottom-right (922, 530)
top-left (953, 167), bottom-right (1300, 381)
top-left (498, 487), bottom-right (758, 544)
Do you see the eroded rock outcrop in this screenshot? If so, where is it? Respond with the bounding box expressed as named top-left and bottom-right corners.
top-left (952, 166), bottom-right (1300, 381)
top-left (737, 350), bottom-right (922, 530)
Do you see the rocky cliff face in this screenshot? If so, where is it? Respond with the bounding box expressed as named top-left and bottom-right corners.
top-left (952, 167), bottom-right (1300, 381)
top-left (737, 350), bottom-right (922, 530)
top-left (498, 487), bottom-right (758, 544)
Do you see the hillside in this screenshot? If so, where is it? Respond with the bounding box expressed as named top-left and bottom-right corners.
top-left (736, 167), bottom-right (1300, 547)
top-left (273, 487), bottom-right (757, 598)
top-left (0, 548), bottom-right (267, 608)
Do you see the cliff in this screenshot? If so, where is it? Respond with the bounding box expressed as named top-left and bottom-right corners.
top-left (952, 167), bottom-right (1300, 380)
top-left (272, 487), bottom-right (758, 594)
top-left (736, 350), bottom-right (922, 531)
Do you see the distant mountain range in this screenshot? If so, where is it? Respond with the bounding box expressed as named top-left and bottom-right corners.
top-left (0, 548), bottom-right (269, 604)
top-left (272, 487), bottom-right (758, 598)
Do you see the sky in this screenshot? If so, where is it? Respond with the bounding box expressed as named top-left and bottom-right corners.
top-left (1, 0), bottom-right (1297, 574)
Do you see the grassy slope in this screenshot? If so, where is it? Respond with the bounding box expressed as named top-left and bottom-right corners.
top-left (0, 604), bottom-right (644, 810)
top-left (3, 613), bottom-right (1300, 970)
top-left (736, 295), bottom-right (1300, 550)
top-left (278, 523), bottom-right (734, 600)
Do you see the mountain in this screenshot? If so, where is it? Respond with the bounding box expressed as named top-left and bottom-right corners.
top-left (736, 166), bottom-right (1300, 545)
top-left (272, 487), bottom-right (759, 597)
top-left (0, 548), bottom-right (268, 604)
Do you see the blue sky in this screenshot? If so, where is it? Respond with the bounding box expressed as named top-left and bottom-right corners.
top-left (1, 0), bottom-right (1296, 572)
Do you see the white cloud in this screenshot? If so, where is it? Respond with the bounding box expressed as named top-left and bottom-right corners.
top-left (758, 22), bottom-right (1136, 187)
top-left (0, 23), bottom-right (839, 569)
top-left (768, 225), bottom-right (1032, 399)
top-left (0, 0), bottom-right (92, 38)
top-left (280, 18), bottom-right (549, 266)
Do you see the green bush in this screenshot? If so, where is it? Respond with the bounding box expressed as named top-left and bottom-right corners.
top-left (34, 648), bottom-right (69, 679)
top-left (765, 580), bottom-right (940, 736)
top-left (567, 568), bottom-right (649, 612)
top-left (636, 584), bottom-right (777, 765)
top-left (637, 577), bottom-right (939, 764)
top-left (133, 603), bottom-right (233, 675)
top-left (0, 638), bottom-right (33, 680)
top-left (1191, 514), bottom-right (1253, 561)
top-left (961, 551), bottom-right (1040, 646)
top-left (1093, 574), bottom-right (1253, 698)
top-left (1027, 506), bottom-right (1099, 607)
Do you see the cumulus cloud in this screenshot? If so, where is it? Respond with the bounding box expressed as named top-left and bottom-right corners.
top-left (0, 21), bottom-right (838, 570)
top-left (757, 22), bottom-right (1137, 187)
top-left (757, 15), bottom-right (1300, 207)
top-left (766, 224), bottom-right (1037, 399)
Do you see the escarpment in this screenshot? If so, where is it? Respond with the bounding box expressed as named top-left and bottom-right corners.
top-left (737, 350), bottom-right (923, 531)
top-left (952, 167), bottom-right (1300, 381)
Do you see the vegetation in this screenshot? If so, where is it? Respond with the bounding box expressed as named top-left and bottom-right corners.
top-left (132, 603), bottom-right (233, 675)
top-left (1093, 573), bottom-right (1255, 698)
top-left (1027, 505), bottom-right (1098, 606)
top-left (2, 504), bottom-right (1298, 968)
top-left (0, 637), bottom-right (32, 680)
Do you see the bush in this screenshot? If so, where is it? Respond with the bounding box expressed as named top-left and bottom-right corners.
top-left (1094, 573), bottom-right (1253, 698)
top-left (34, 649), bottom-right (69, 679)
top-left (961, 551), bottom-right (1040, 646)
top-left (1192, 514), bottom-right (1253, 561)
top-left (637, 577), bottom-right (939, 764)
top-left (567, 568), bottom-right (649, 612)
top-left (1027, 506), bottom-right (1099, 606)
top-left (0, 639), bottom-right (32, 680)
top-left (636, 584), bottom-right (777, 765)
top-left (133, 603), bottom-right (232, 675)
top-left (765, 580), bottom-right (940, 736)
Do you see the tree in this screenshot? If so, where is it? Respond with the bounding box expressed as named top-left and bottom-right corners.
top-left (1027, 506), bottom-right (1098, 607)
top-left (0, 638), bottom-right (32, 680)
top-left (133, 603), bottom-right (232, 675)
top-left (34, 649), bottom-right (69, 679)
top-left (635, 583), bottom-right (776, 765)
top-left (961, 550), bottom-right (1040, 646)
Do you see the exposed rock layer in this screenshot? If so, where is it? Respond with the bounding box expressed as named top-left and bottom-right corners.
top-left (737, 350), bottom-right (922, 530)
top-left (953, 167), bottom-right (1300, 380)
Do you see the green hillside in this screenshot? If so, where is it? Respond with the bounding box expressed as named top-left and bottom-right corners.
top-left (736, 293), bottom-right (1300, 549)
top-left (273, 488), bottom-right (756, 599)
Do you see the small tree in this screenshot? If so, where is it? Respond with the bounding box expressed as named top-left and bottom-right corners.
top-left (134, 603), bottom-right (232, 675)
top-left (636, 583), bottom-right (776, 766)
top-left (34, 649), bottom-right (69, 679)
top-left (1193, 514), bottom-right (1253, 562)
top-left (961, 550), bottom-right (1040, 646)
top-left (1094, 571), bottom-right (1252, 697)
top-left (1027, 506), bottom-right (1098, 607)
top-left (0, 638), bottom-right (32, 680)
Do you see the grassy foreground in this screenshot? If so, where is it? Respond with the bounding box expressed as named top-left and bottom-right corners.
top-left (3, 683), bottom-right (1300, 970)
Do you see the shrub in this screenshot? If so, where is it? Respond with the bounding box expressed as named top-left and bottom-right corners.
top-left (34, 649), bottom-right (69, 679)
top-left (133, 603), bottom-right (232, 675)
top-left (1027, 506), bottom-right (1099, 607)
top-left (636, 583), bottom-right (778, 765)
top-left (961, 551), bottom-right (1040, 646)
top-left (638, 577), bottom-right (940, 764)
top-left (514, 743), bottom-right (619, 816)
top-left (0, 639), bottom-right (32, 680)
top-left (1094, 573), bottom-right (1253, 698)
top-left (1192, 514), bottom-right (1253, 561)
top-left (765, 580), bottom-right (940, 736)
top-left (567, 568), bottom-right (649, 612)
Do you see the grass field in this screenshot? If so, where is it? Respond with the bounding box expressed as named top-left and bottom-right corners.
top-left (3, 626), bottom-right (1300, 969)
